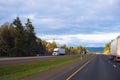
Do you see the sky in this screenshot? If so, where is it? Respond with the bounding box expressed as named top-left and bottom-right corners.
top-left (0, 0), bottom-right (120, 47)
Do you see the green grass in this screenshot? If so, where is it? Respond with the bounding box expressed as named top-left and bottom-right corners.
top-left (0, 54), bottom-right (94, 80)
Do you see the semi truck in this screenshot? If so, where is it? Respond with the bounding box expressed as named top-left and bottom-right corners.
top-left (110, 37), bottom-right (120, 61)
top-left (52, 48), bottom-right (65, 55)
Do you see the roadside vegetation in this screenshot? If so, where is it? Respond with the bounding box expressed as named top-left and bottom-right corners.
top-left (0, 17), bottom-right (88, 57)
top-left (103, 42), bottom-right (111, 55)
top-left (0, 54), bottom-right (94, 80)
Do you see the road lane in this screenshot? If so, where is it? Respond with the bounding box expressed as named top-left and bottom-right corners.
top-left (66, 57), bottom-right (94, 80)
top-left (0, 55), bottom-right (78, 66)
top-left (70, 54), bottom-right (120, 80)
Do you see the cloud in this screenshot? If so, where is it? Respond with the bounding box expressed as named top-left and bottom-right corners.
top-left (0, 0), bottom-right (120, 46)
top-left (37, 33), bottom-right (120, 47)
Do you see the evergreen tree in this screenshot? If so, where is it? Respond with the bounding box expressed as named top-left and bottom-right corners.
top-left (25, 18), bottom-right (35, 35)
top-left (25, 18), bottom-right (35, 55)
top-left (13, 17), bottom-right (24, 32)
top-left (12, 17), bottom-right (26, 56)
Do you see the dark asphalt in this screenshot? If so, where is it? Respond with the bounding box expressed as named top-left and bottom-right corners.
top-left (71, 54), bottom-right (120, 80)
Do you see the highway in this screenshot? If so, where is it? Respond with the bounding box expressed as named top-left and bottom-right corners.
top-left (1, 54), bottom-right (120, 80)
top-left (69, 54), bottom-right (120, 80)
top-left (23, 54), bottom-right (120, 80)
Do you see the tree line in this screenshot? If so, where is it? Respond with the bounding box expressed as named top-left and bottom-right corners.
top-left (0, 17), bottom-right (46, 56)
top-left (42, 41), bottom-right (88, 55)
top-left (0, 17), bottom-right (88, 57)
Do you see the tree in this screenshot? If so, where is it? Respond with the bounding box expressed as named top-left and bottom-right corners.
top-left (67, 46), bottom-right (73, 54)
top-left (34, 38), bottom-right (46, 55)
top-left (46, 42), bottom-right (53, 54)
top-left (25, 18), bottom-right (35, 35)
top-left (104, 42), bottom-right (111, 55)
top-left (42, 40), bottom-right (48, 47)
top-left (25, 18), bottom-right (36, 55)
top-left (61, 44), bottom-right (66, 49)
top-left (60, 44), bottom-right (69, 53)
top-left (0, 23), bottom-right (15, 56)
top-left (12, 17), bottom-right (27, 56)
top-left (13, 17), bottom-right (24, 32)
top-left (51, 40), bottom-right (57, 49)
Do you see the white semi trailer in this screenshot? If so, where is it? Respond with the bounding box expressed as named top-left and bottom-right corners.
top-left (110, 37), bottom-right (120, 61)
top-left (52, 48), bottom-right (65, 55)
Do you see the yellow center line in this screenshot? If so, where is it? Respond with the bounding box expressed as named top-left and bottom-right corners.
top-left (66, 57), bottom-right (94, 80)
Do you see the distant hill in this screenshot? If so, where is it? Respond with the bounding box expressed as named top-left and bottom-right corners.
top-left (85, 47), bottom-right (104, 53)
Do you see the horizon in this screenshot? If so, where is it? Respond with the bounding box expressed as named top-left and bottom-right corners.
top-left (0, 0), bottom-right (120, 47)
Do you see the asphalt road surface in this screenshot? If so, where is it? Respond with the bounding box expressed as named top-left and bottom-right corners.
top-left (70, 54), bottom-right (120, 80)
top-left (0, 55), bottom-right (78, 66)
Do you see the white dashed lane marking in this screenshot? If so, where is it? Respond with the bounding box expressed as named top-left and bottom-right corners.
top-left (113, 65), bottom-right (117, 68)
top-left (108, 60), bottom-right (118, 69)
